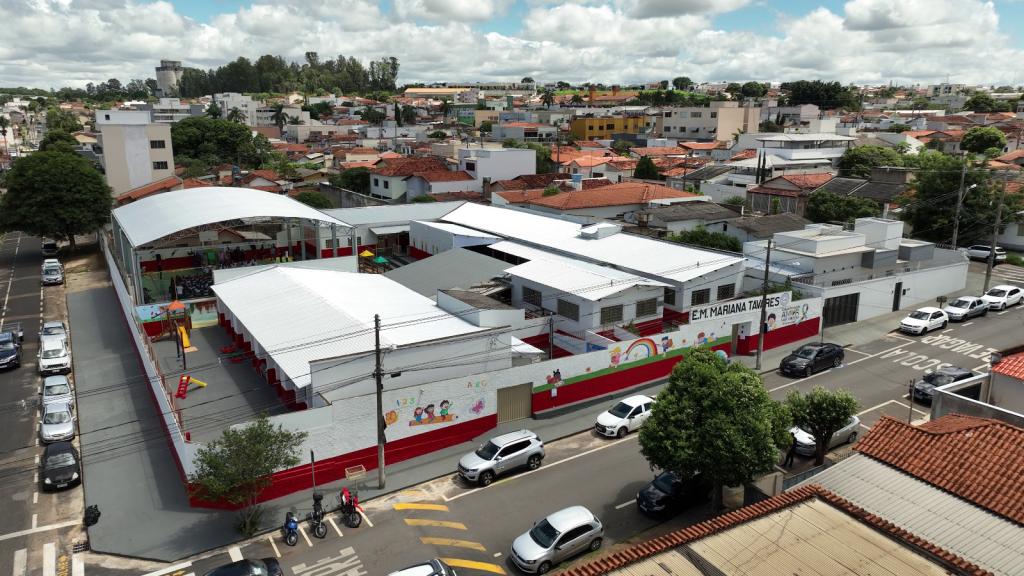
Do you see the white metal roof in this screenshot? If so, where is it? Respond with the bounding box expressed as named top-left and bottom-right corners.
top-left (322, 201), bottom-right (465, 227)
top-left (414, 221), bottom-right (501, 239)
top-left (112, 187), bottom-right (348, 248)
top-left (213, 267), bottom-right (487, 389)
top-left (756, 132), bottom-right (857, 142)
top-left (507, 258), bottom-right (669, 301)
top-left (442, 203), bottom-right (742, 285)
top-left (369, 224), bottom-right (410, 235)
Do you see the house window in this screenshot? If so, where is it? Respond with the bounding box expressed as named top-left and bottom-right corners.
top-left (690, 112), bottom-right (702, 118)
top-left (150, 140), bottom-right (166, 149)
top-left (152, 161), bottom-right (168, 170)
top-left (691, 288), bottom-right (711, 306)
top-left (664, 112), bottom-right (672, 118)
top-left (636, 298), bottom-right (658, 318)
top-left (717, 284), bottom-right (735, 300)
top-left (600, 304), bottom-right (624, 325)
top-left (557, 299), bottom-right (579, 321)
top-left (465, 161), bottom-right (476, 171)
top-left (664, 287), bottom-right (676, 306)
top-left (1017, 224), bottom-right (1024, 237)
top-left (383, 180), bottom-right (389, 189)
top-left (710, 112), bottom-right (718, 118)
top-left (522, 286), bottom-right (542, 307)
top-left (665, 126), bottom-right (672, 132)
top-left (373, 178), bottom-right (379, 187)
top-left (104, 114), bottom-right (110, 121)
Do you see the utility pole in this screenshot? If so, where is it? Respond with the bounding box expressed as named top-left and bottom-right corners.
top-left (374, 314), bottom-right (385, 489)
top-left (755, 239), bottom-right (773, 371)
top-left (548, 315), bottom-right (555, 359)
top-left (907, 379), bottom-right (914, 424)
top-left (951, 155), bottom-right (967, 249)
top-left (983, 175), bottom-right (1008, 293)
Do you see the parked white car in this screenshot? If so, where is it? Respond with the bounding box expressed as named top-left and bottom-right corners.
top-left (791, 416), bottom-right (861, 457)
top-left (964, 245), bottom-right (1007, 263)
top-left (981, 285), bottom-right (1023, 310)
top-left (38, 336), bottom-right (71, 375)
top-left (595, 395), bottom-right (653, 438)
top-left (899, 307), bottom-right (948, 335)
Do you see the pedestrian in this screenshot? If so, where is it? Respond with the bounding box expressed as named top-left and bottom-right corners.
top-left (783, 432), bottom-right (797, 468)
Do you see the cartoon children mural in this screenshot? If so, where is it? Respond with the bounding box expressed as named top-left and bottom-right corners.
top-left (660, 336), bottom-right (674, 354)
top-left (609, 347), bottom-right (622, 368)
top-left (765, 313), bottom-right (777, 332)
top-left (439, 400), bottom-right (451, 418)
top-left (409, 399), bottom-right (458, 426)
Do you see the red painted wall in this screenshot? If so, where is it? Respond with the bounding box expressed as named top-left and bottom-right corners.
top-left (409, 246), bottom-right (431, 260)
top-left (735, 318), bottom-right (820, 355)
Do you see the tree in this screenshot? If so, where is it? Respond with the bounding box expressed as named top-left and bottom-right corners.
top-left (668, 226), bottom-right (742, 252)
top-left (45, 108), bottom-right (82, 133)
top-left (0, 116), bottom-right (10, 155)
top-left (521, 76), bottom-right (535, 84)
top-left (806, 190), bottom-right (879, 224)
top-left (770, 197), bottom-right (781, 215)
top-left (658, 80), bottom-right (669, 90)
top-left (401, 105), bottom-right (418, 126)
top-left (410, 194), bottom-right (437, 203)
top-left (39, 130), bottom-right (78, 153)
top-left (294, 191), bottom-right (332, 209)
top-left (886, 123), bottom-right (911, 133)
top-left (301, 102), bottom-right (333, 120)
top-left (329, 167), bottom-right (370, 194)
top-left (287, 115), bottom-right (303, 125)
top-left (171, 116), bottom-right (272, 168)
top-left (781, 80), bottom-right (860, 110)
top-left (726, 82), bottom-right (742, 95)
top-left (0, 151), bottom-right (111, 251)
top-left (633, 156), bottom-right (659, 180)
top-left (611, 139), bottom-right (634, 155)
top-left (225, 107), bottom-right (247, 124)
top-left (569, 93), bottom-right (584, 106)
top-left (428, 130), bottom-right (447, 139)
top-left (359, 107), bottom-right (385, 125)
top-left (478, 120), bottom-right (493, 134)
top-left (439, 99), bottom-right (454, 123)
top-left (205, 102), bottom-right (222, 119)
top-left (188, 414), bottom-right (307, 536)
top-left (837, 145), bottom-right (903, 179)
top-left (672, 76), bottom-right (691, 91)
top-left (540, 89), bottom-right (555, 109)
top-left (639, 349), bottom-right (790, 511)
top-left (723, 195), bottom-right (746, 207)
top-left (962, 93), bottom-right (1009, 113)
top-left (960, 126), bottom-right (1007, 155)
top-left (786, 387), bottom-right (859, 465)
top-left (270, 103), bottom-right (288, 131)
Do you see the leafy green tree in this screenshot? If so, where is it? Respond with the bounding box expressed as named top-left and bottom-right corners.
top-left (837, 145), bottom-right (903, 179)
top-left (886, 123), bottom-right (911, 133)
top-left (189, 414), bottom-right (307, 536)
top-left (0, 151), bottom-right (111, 251)
top-left (960, 126), bottom-right (1007, 155)
top-left (39, 130), bottom-right (78, 153)
top-left (770, 197), bottom-right (781, 215)
top-left (786, 387), bottom-right (859, 465)
top-left (726, 82), bottom-right (742, 95)
top-left (806, 190), bottom-right (879, 223)
top-left (226, 107), bottom-right (247, 124)
top-left (439, 99), bottom-right (454, 123)
top-left (569, 93), bottom-right (584, 106)
top-left (759, 120), bottom-right (783, 133)
top-left (294, 190), bottom-right (332, 209)
top-left (740, 81), bottom-right (768, 98)
top-left (479, 120), bottom-right (493, 134)
top-left (0, 116), bottom-right (9, 153)
top-left (962, 93), bottom-right (1009, 113)
top-left (781, 80), bottom-right (860, 110)
top-left (329, 167), bottom-right (370, 194)
top-left (672, 76), bottom-right (692, 91)
top-left (171, 116), bottom-right (272, 168)
top-left (542, 185), bottom-right (560, 197)
top-left (269, 103), bottom-right (288, 131)
top-left (205, 102), bottom-right (222, 119)
top-left (639, 349), bottom-right (791, 511)
top-left (359, 107), bottom-right (385, 125)
top-left (658, 80), bottom-right (669, 90)
top-left (401, 105), bottom-right (418, 125)
top-left (668, 226), bottom-right (742, 252)
top-left (45, 108), bottom-right (82, 133)
top-left (611, 139), bottom-right (634, 155)
top-left (723, 195), bottom-right (746, 206)
top-left (521, 76), bottom-right (535, 84)
top-left (428, 130), bottom-right (447, 139)
top-left (540, 89), bottom-right (555, 109)
top-left (633, 156), bottom-right (659, 180)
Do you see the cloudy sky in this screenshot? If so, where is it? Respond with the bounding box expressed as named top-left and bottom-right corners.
top-left (1, 0), bottom-right (1022, 90)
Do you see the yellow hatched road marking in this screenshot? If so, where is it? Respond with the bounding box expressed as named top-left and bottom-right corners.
top-left (440, 558), bottom-right (507, 575)
top-left (405, 518), bottom-right (467, 530)
top-left (420, 537), bottom-right (486, 551)
top-left (394, 502), bottom-right (449, 511)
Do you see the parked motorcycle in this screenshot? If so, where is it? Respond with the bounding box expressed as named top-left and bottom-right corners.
top-left (282, 511), bottom-right (299, 546)
top-left (339, 487), bottom-right (363, 528)
top-left (310, 492), bottom-right (328, 539)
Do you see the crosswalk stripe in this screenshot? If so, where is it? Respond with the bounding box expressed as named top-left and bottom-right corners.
top-left (420, 537), bottom-right (487, 551)
top-left (12, 549), bottom-right (26, 576)
top-left (440, 558), bottom-right (507, 575)
top-left (138, 561), bottom-right (193, 576)
top-left (43, 543), bottom-right (55, 576)
top-left (72, 555), bottom-right (84, 576)
top-left (228, 546), bottom-right (243, 562)
top-left (393, 502), bottom-right (449, 512)
top-left (405, 519), bottom-right (467, 530)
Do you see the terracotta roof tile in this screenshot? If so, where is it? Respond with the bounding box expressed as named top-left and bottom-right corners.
top-left (114, 176), bottom-right (182, 204)
top-left (679, 141), bottom-right (721, 150)
top-left (412, 170), bottom-right (475, 183)
top-left (855, 414), bottom-right (1024, 525)
top-left (729, 149), bottom-right (758, 161)
top-left (996, 150), bottom-right (1024, 163)
top-left (430, 191), bottom-right (485, 203)
top-left (780, 173), bottom-right (834, 189)
top-left (523, 181), bottom-right (696, 210)
top-left (372, 157), bottom-right (448, 177)
top-left (492, 173), bottom-right (570, 190)
top-left (631, 146), bottom-right (689, 157)
top-left (992, 350), bottom-right (1024, 379)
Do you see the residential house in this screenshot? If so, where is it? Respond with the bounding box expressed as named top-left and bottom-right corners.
top-left (564, 155), bottom-right (613, 178)
top-left (405, 170), bottom-right (479, 199)
top-left (491, 122), bottom-right (557, 142)
top-left (747, 173), bottom-right (834, 215)
top-left (493, 181), bottom-right (701, 219)
top-left (671, 165), bottom-right (742, 202)
top-left (95, 109), bottom-right (175, 197)
top-left (760, 101), bottom-right (821, 126)
top-left (490, 173), bottom-right (571, 193)
top-left (724, 212), bottom-right (812, 244)
top-left (678, 141), bottom-right (721, 157)
top-left (212, 93), bottom-right (262, 127)
top-left (601, 158), bottom-right (637, 183)
top-left (369, 157), bottom-right (450, 201)
top-left (626, 201), bottom-right (740, 236)
top-left (648, 101), bottom-right (760, 142)
top-left (457, 145), bottom-right (536, 185)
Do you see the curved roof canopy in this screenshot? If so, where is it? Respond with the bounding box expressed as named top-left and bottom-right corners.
top-left (112, 187), bottom-right (348, 247)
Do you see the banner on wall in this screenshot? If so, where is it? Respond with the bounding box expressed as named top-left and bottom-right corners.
top-left (689, 292), bottom-right (792, 323)
top-left (380, 377), bottom-right (494, 443)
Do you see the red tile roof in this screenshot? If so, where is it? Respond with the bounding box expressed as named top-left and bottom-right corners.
top-left (631, 146), bottom-right (689, 157)
top-left (996, 150), bottom-right (1024, 163)
top-left (729, 149), bottom-right (758, 161)
top-left (523, 181), bottom-right (697, 210)
top-left (562, 484), bottom-right (990, 576)
top-left (855, 415), bottom-right (1024, 525)
top-left (780, 173), bottom-right (834, 189)
top-left (182, 178), bottom-right (210, 189)
top-left (372, 157), bottom-right (448, 177)
top-left (577, 140), bottom-right (606, 148)
top-left (992, 350), bottom-right (1024, 379)
top-left (679, 141), bottom-right (721, 150)
top-left (412, 170), bottom-right (475, 183)
top-left (114, 176), bottom-right (182, 204)
top-left (273, 143), bottom-right (309, 153)
top-left (492, 173), bottom-right (570, 190)
top-left (243, 169), bottom-right (281, 183)
top-left (429, 191), bottom-right (485, 203)
top-left (565, 156), bottom-right (611, 168)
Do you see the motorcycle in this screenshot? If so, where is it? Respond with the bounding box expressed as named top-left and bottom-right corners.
top-left (310, 491), bottom-right (328, 539)
top-left (339, 487), bottom-right (363, 528)
top-left (282, 511), bottom-right (299, 546)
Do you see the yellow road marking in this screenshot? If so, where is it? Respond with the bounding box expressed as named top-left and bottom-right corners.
top-left (405, 518), bottom-right (467, 530)
top-left (420, 537), bottom-right (486, 551)
top-left (440, 558), bottom-right (507, 575)
top-left (394, 502), bottom-right (449, 511)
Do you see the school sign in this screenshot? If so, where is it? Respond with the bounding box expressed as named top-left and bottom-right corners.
top-left (690, 292), bottom-right (792, 323)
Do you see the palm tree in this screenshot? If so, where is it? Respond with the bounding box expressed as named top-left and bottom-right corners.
top-left (270, 103), bottom-right (288, 131)
top-left (439, 99), bottom-right (453, 125)
top-left (226, 107), bottom-right (247, 123)
top-left (541, 89), bottom-right (555, 109)
top-left (0, 116), bottom-right (9, 164)
top-left (287, 115), bottom-right (303, 125)
top-left (206, 102), bottom-right (222, 119)
top-left (570, 93), bottom-right (584, 106)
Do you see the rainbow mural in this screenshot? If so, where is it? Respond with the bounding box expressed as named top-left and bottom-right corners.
top-left (623, 338), bottom-right (658, 362)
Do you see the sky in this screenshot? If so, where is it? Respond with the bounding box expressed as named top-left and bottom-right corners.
top-left (1, 0), bottom-right (1022, 90)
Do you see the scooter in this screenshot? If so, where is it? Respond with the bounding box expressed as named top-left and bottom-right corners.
top-left (339, 487), bottom-right (363, 528)
top-left (282, 512), bottom-right (299, 546)
top-left (310, 492), bottom-right (328, 539)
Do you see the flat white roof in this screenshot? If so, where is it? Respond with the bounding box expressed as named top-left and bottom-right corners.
top-left (415, 221), bottom-right (501, 239)
top-left (756, 132), bottom-right (857, 142)
top-left (442, 204), bottom-right (742, 285)
top-left (369, 224), bottom-right (410, 235)
top-left (507, 258), bottom-right (669, 301)
top-left (322, 201), bottom-right (465, 226)
top-left (112, 187), bottom-right (348, 248)
top-left (213, 267), bottom-right (487, 389)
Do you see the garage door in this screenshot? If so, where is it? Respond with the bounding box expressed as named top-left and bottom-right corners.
top-left (497, 383), bottom-right (532, 423)
top-left (823, 293), bottom-right (860, 328)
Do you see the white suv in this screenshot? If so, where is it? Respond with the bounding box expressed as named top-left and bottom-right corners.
top-left (595, 395), bottom-right (653, 438)
top-left (965, 245), bottom-right (1007, 263)
top-left (38, 336), bottom-right (71, 375)
top-left (457, 430), bottom-right (544, 486)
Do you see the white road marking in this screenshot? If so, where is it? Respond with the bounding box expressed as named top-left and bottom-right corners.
top-left (614, 500), bottom-right (634, 510)
top-left (139, 561), bottom-right (193, 576)
top-left (445, 434), bottom-right (639, 502)
top-left (32, 492), bottom-right (37, 504)
top-left (767, 341), bottom-right (916, 393)
top-left (31, 515), bottom-right (37, 529)
top-left (12, 549), bottom-right (27, 576)
top-left (0, 520), bottom-right (79, 543)
top-left (72, 555), bottom-right (84, 576)
top-left (941, 328), bottom-right (953, 333)
top-left (328, 516), bottom-right (343, 538)
top-left (298, 524), bottom-right (313, 547)
top-left (359, 510), bottom-right (373, 528)
top-left (857, 400), bottom-right (899, 416)
top-left (972, 363), bottom-right (990, 372)
top-left (998, 310), bottom-right (1010, 315)
top-left (228, 546), bottom-right (243, 562)
top-left (267, 535), bottom-right (281, 558)
top-left (962, 322), bottom-right (974, 327)
top-left (494, 552), bottom-right (502, 558)
top-left (35, 455), bottom-right (39, 465)
top-left (43, 542), bottom-right (55, 576)
top-left (843, 348), bottom-right (871, 356)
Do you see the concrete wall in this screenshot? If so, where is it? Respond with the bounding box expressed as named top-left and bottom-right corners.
top-left (509, 275), bottom-right (664, 334)
top-left (989, 372), bottom-right (1024, 415)
top-left (409, 221), bottom-right (498, 255)
top-left (931, 374), bottom-right (1024, 429)
top-left (996, 222), bottom-right (1024, 251)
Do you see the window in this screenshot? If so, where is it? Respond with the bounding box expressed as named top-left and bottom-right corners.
top-left (664, 112), bottom-right (672, 118)
top-left (1017, 224), bottom-right (1024, 237)
top-left (465, 161), bottom-right (476, 171)
top-left (373, 178), bottom-right (379, 187)
top-left (663, 287), bottom-right (676, 306)
top-left (710, 112), bottom-right (718, 118)
top-left (691, 288), bottom-right (710, 306)
top-left (600, 304), bottom-right (624, 325)
top-left (717, 284), bottom-right (735, 300)
top-left (383, 180), bottom-right (389, 189)
top-left (152, 161), bottom-right (168, 170)
top-left (690, 111), bottom-right (702, 118)
top-left (635, 298), bottom-right (658, 317)
top-left (664, 126), bottom-right (672, 132)
top-left (557, 299), bottom-right (579, 321)
top-left (104, 114), bottom-right (110, 121)
top-left (150, 140), bottom-right (166, 149)
top-left (522, 286), bottom-right (542, 307)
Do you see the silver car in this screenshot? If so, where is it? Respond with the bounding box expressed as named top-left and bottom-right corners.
top-left (41, 375), bottom-right (74, 408)
top-left (511, 506), bottom-right (603, 574)
top-left (457, 429), bottom-right (544, 486)
top-left (41, 321), bottom-right (68, 348)
top-left (942, 296), bottom-right (988, 321)
top-left (41, 263), bottom-right (64, 286)
top-left (40, 402), bottom-right (76, 443)
top-left (790, 416), bottom-right (861, 457)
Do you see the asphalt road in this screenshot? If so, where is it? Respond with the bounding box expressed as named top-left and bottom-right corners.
top-left (0, 233), bottom-right (85, 576)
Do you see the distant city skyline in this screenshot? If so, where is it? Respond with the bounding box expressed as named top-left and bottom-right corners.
top-left (1, 0), bottom-right (1022, 90)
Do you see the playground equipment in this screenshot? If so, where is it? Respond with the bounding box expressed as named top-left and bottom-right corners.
top-left (174, 374), bottom-right (208, 400)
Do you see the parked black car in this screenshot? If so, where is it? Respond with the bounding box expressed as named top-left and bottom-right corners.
top-left (913, 366), bottom-right (975, 404)
top-left (203, 559), bottom-right (283, 576)
top-left (779, 343), bottom-right (844, 377)
top-left (41, 442), bottom-right (80, 491)
top-left (0, 330), bottom-right (22, 370)
top-left (636, 471), bottom-right (710, 517)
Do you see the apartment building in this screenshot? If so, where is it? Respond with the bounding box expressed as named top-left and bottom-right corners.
top-left (648, 101), bottom-right (761, 142)
top-left (95, 109), bottom-right (175, 197)
top-left (143, 98), bottom-right (205, 123)
top-left (570, 115), bottom-right (647, 140)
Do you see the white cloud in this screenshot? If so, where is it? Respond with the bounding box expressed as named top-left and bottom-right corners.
top-left (0, 0), bottom-right (1019, 89)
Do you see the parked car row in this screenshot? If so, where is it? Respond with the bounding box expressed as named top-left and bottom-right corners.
top-left (900, 284), bottom-right (1022, 335)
